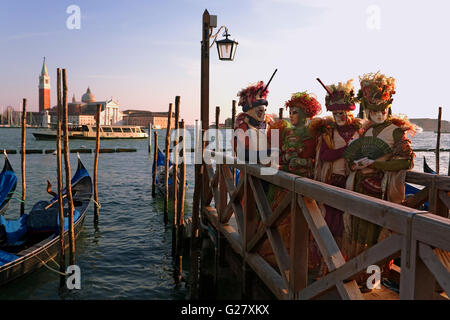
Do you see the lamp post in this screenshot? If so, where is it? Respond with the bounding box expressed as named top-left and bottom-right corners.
top-left (193, 10), bottom-right (237, 298)
top-left (200, 9), bottom-right (237, 198)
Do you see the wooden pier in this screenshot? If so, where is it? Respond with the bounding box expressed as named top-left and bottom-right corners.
top-left (194, 150), bottom-right (450, 300)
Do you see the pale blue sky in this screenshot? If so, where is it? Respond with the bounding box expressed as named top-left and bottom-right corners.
top-left (0, 0), bottom-right (449, 124)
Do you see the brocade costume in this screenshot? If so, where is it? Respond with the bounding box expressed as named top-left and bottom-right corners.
top-left (258, 92), bottom-right (322, 269)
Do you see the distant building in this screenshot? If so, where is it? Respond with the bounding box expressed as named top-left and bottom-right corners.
top-left (68, 114), bottom-right (96, 125)
top-left (39, 58), bottom-right (51, 113)
top-left (49, 87), bottom-right (123, 125)
top-left (224, 117), bottom-right (233, 128)
top-left (122, 110), bottom-right (175, 128)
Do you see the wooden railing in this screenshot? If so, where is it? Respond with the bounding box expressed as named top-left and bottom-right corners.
top-left (200, 150), bottom-right (450, 300)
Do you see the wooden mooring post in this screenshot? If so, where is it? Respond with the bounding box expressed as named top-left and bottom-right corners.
top-left (152, 132), bottom-right (158, 197)
top-left (56, 68), bottom-right (65, 286)
top-left (172, 96), bottom-right (180, 256)
top-left (93, 104), bottom-right (101, 224)
top-left (164, 103), bottom-right (173, 224)
top-left (20, 98), bottom-right (26, 216)
top-left (436, 107), bottom-right (442, 174)
top-left (231, 100), bottom-right (236, 129)
top-left (62, 69), bottom-right (76, 265)
top-left (175, 119), bottom-right (186, 284)
top-left (189, 121), bottom-right (202, 299)
top-left (148, 123), bottom-right (152, 153)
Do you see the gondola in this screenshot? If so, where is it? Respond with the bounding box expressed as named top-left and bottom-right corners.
top-left (0, 156), bottom-right (92, 286)
top-left (0, 153), bottom-right (17, 215)
top-left (423, 157), bottom-right (437, 174)
top-left (154, 149), bottom-right (187, 197)
top-left (154, 149), bottom-right (173, 196)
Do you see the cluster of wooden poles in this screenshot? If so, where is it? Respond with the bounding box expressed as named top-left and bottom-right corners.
top-left (150, 96), bottom-right (187, 284)
top-left (16, 68), bottom-right (101, 288)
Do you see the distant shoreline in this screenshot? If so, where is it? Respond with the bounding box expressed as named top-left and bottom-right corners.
top-left (410, 118), bottom-right (450, 132)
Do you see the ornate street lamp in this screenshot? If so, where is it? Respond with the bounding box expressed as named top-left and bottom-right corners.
top-left (215, 30), bottom-right (238, 61)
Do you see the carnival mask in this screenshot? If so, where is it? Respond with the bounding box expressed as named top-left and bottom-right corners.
top-left (247, 105), bottom-right (266, 122)
top-left (289, 107), bottom-right (306, 126)
top-left (369, 110), bottom-right (388, 124)
top-left (332, 111), bottom-right (349, 126)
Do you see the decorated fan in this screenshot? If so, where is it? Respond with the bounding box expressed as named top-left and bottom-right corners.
top-left (344, 136), bottom-right (392, 163)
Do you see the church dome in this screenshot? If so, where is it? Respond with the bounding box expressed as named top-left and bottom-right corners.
top-left (81, 87), bottom-right (96, 103)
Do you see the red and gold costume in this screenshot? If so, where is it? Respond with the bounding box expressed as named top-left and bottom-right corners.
top-left (310, 79), bottom-right (363, 276)
top-left (259, 92), bottom-right (322, 267)
top-left (343, 73), bottom-right (416, 282)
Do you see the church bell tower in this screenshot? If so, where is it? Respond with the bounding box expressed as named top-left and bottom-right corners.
top-left (39, 57), bottom-right (50, 113)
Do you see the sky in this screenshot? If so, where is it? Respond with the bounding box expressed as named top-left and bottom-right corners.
top-left (0, 0), bottom-right (449, 124)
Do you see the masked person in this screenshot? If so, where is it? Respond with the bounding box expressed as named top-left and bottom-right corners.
top-left (259, 91), bottom-right (322, 267)
top-left (233, 81), bottom-right (273, 163)
top-left (311, 79), bottom-right (364, 276)
top-left (343, 72), bottom-right (416, 285)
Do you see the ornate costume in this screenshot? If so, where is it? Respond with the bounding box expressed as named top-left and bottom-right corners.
top-left (343, 73), bottom-right (416, 282)
top-left (233, 81), bottom-right (273, 162)
top-left (312, 80), bottom-right (363, 274)
top-left (260, 92), bottom-right (322, 267)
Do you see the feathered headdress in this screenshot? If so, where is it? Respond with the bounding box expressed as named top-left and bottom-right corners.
top-left (284, 91), bottom-right (322, 118)
top-left (357, 72), bottom-right (396, 111)
top-left (322, 79), bottom-right (357, 111)
top-left (237, 81), bottom-right (269, 112)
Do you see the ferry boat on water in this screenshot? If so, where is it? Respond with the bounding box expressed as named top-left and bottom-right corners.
top-left (33, 124), bottom-right (148, 140)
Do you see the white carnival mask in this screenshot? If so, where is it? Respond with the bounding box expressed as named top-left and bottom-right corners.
top-left (332, 111), bottom-right (349, 126)
top-left (369, 110), bottom-right (388, 124)
top-left (247, 105), bottom-right (266, 122)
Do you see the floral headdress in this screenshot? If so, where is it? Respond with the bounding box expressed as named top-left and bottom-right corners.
top-left (324, 79), bottom-right (357, 111)
top-left (237, 81), bottom-right (269, 112)
top-left (357, 72), bottom-right (396, 111)
top-left (284, 91), bottom-right (322, 118)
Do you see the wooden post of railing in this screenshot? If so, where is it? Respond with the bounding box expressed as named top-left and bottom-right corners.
top-left (172, 96), bottom-right (180, 256)
top-left (436, 107), bottom-right (442, 174)
top-left (152, 132), bottom-right (158, 197)
top-left (93, 104), bottom-right (101, 224)
top-left (164, 103), bottom-right (173, 224)
top-left (20, 98), bottom-right (26, 216)
top-left (242, 168), bottom-right (258, 299)
top-left (400, 236), bottom-right (436, 299)
top-left (62, 69), bottom-right (75, 265)
top-left (289, 192), bottom-right (308, 298)
top-left (56, 68), bottom-right (65, 287)
top-left (279, 107), bottom-right (283, 120)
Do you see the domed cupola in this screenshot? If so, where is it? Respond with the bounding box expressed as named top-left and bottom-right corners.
top-left (81, 87), bottom-right (96, 103)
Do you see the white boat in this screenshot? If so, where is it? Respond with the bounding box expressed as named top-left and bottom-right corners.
top-left (32, 124), bottom-right (149, 140)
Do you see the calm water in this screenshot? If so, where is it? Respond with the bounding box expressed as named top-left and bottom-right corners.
top-left (0, 128), bottom-right (448, 299)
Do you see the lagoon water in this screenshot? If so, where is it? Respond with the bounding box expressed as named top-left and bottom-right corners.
top-left (0, 128), bottom-right (448, 299)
